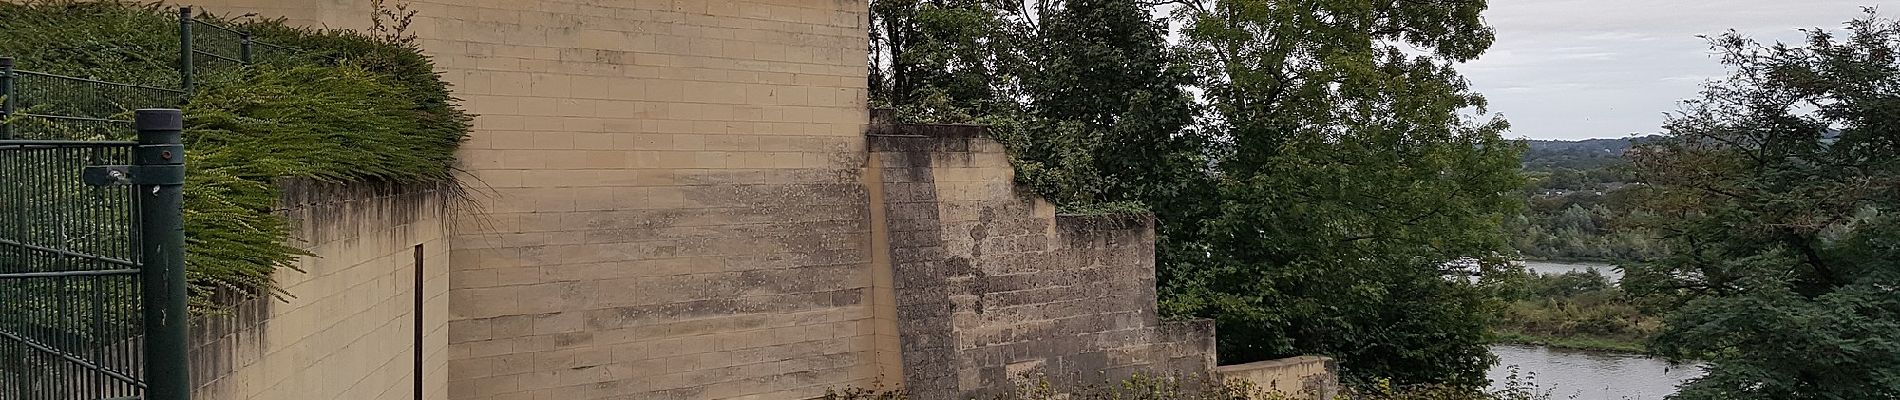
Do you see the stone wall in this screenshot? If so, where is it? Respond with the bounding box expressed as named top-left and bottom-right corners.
top-left (184, 0), bottom-right (882, 398)
top-left (424, 1), bottom-right (879, 398)
top-left (1216, 356), bottom-right (1340, 400)
top-left (188, 184), bottom-right (449, 400)
top-left (865, 120), bottom-right (1217, 399)
top-left (169, 2), bottom-right (1232, 399)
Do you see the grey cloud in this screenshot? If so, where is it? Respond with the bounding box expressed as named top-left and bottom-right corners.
top-left (1463, 0), bottom-right (1887, 139)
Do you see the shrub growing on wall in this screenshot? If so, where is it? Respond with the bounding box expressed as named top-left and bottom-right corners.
top-left (0, 1), bottom-right (470, 310)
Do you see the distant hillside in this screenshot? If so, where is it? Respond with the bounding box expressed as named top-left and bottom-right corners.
top-left (1522, 135), bottom-right (1662, 170)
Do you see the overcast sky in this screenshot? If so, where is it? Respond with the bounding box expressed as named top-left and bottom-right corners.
top-left (1464, 1), bottom-right (1891, 140)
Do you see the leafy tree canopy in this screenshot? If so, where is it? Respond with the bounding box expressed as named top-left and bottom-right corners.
top-left (1164, 0), bottom-right (1522, 387)
top-left (870, 0), bottom-right (1525, 388)
top-left (1626, 10), bottom-right (1900, 399)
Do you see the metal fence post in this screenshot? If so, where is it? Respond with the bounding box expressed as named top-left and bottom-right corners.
top-left (0, 57), bottom-right (13, 140)
top-left (134, 109), bottom-right (189, 400)
top-left (240, 31), bottom-right (254, 64)
top-left (178, 7), bottom-right (194, 95)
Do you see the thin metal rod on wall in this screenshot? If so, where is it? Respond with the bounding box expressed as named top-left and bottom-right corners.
top-left (414, 244), bottom-right (425, 400)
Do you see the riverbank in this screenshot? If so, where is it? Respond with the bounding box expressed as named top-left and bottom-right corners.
top-left (1489, 264), bottom-right (1662, 355)
top-left (1490, 330), bottom-right (1646, 354)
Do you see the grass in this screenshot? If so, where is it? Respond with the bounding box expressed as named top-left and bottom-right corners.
top-left (1490, 331), bottom-right (1646, 354)
top-left (822, 373), bottom-right (1555, 400)
top-left (1486, 268), bottom-right (1664, 355)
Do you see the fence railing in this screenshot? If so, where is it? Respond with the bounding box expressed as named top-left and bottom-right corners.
top-left (0, 6), bottom-right (300, 141)
top-left (183, 7), bottom-right (303, 91)
top-left (0, 139), bottom-right (146, 399)
top-left (0, 112), bottom-right (192, 400)
top-left (0, 58), bottom-right (187, 141)
top-left (1, 6), bottom-right (235, 399)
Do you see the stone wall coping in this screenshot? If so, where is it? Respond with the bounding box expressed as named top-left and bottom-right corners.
top-left (865, 122), bottom-right (987, 138)
top-left (866, 108), bottom-right (988, 138)
top-left (1160, 318), bottom-right (1216, 326)
top-left (1214, 355), bottom-right (1335, 373)
top-left (1053, 213), bottom-right (1156, 228)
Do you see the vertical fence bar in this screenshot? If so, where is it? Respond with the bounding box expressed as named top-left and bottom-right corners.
top-left (177, 7), bottom-right (194, 95)
top-left (0, 57), bottom-right (13, 140)
top-left (240, 32), bottom-right (254, 64)
top-left (134, 109), bottom-right (188, 400)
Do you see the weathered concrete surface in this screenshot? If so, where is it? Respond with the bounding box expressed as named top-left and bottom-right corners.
top-left (866, 118), bottom-right (1217, 399)
top-left (1217, 356), bottom-right (1340, 400)
top-left (418, 1), bottom-right (880, 398)
top-left (182, 0), bottom-right (881, 398)
top-left (189, 184), bottom-right (449, 400)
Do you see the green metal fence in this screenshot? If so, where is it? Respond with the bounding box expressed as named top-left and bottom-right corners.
top-left (0, 5), bottom-right (248, 399)
top-left (187, 9), bottom-right (298, 67)
top-left (181, 6), bottom-right (303, 93)
top-left (0, 139), bottom-right (145, 399)
top-left (0, 63), bottom-right (186, 141)
top-left (0, 111), bottom-right (188, 400)
top-left (0, 6), bottom-right (297, 141)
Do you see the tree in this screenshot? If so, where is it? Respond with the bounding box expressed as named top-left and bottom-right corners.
top-left (1165, 0), bottom-right (1522, 387)
top-left (1004, 0), bottom-right (1207, 213)
top-left (870, 0), bottom-right (1219, 294)
top-left (1624, 11), bottom-right (1900, 399)
top-left (868, 0), bottom-right (1021, 120)
top-left (1001, 1), bottom-right (1221, 299)
top-left (870, 0), bottom-right (1524, 388)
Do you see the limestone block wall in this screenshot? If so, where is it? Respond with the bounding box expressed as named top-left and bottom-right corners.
top-left (183, 0), bottom-right (881, 398)
top-left (1216, 356), bottom-right (1340, 399)
top-left (172, 1), bottom-right (1234, 399)
top-left (423, 2), bottom-right (878, 399)
top-left (188, 185), bottom-right (449, 400)
top-left (865, 121), bottom-right (1217, 399)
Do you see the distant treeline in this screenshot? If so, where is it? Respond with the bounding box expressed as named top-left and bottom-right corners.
top-left (1507, 136), bottom-right (1664, 262)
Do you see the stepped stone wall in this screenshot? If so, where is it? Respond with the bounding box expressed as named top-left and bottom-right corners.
top-left (865, 120), bottom-right (1216, 399)
top-left (171, 1), bottom-right (1229, 399)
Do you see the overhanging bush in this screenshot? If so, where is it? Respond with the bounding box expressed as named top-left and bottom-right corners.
top-left (0, 1), bottom-right (470, 310)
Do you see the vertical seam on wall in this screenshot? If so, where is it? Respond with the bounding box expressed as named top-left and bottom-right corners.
top-left (863, 149), bottom-right (905, 389)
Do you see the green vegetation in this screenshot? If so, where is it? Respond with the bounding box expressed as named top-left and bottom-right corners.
top-left (869, 0), bottom-right (1206, 218)
top-left (1345, 374), bottom-right (1550, 400)
top-left (869, 2), bottom-right (1900, 399)
top-left (1169, 1), bottom-right (1520, 388)
top-left (1486, 268), bottom-right (1660, 353)
top-left (0, 1), bottom-right (468, 309)
top-left (1506, 138), bottom-right (1664, 262)
top-left (822, 373), bottom-right (1552, 400)
top-left (1622, 11), bottom-right (1900, 399)
top-left (869, 0), bottom-right (1522, 389)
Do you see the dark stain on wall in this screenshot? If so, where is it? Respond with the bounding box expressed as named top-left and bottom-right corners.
top-left (868, 114), bottom-right (1216, 399)
top-left (869, 128), bottom-right (962, 398)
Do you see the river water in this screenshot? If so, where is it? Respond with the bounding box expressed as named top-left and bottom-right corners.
top-left (1488, 261), bottom-right (1702, 400)
top-left (1488, 344), bottom-right (1703, 400)
top-left (1519, 260), bottom-right (1622, 281)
